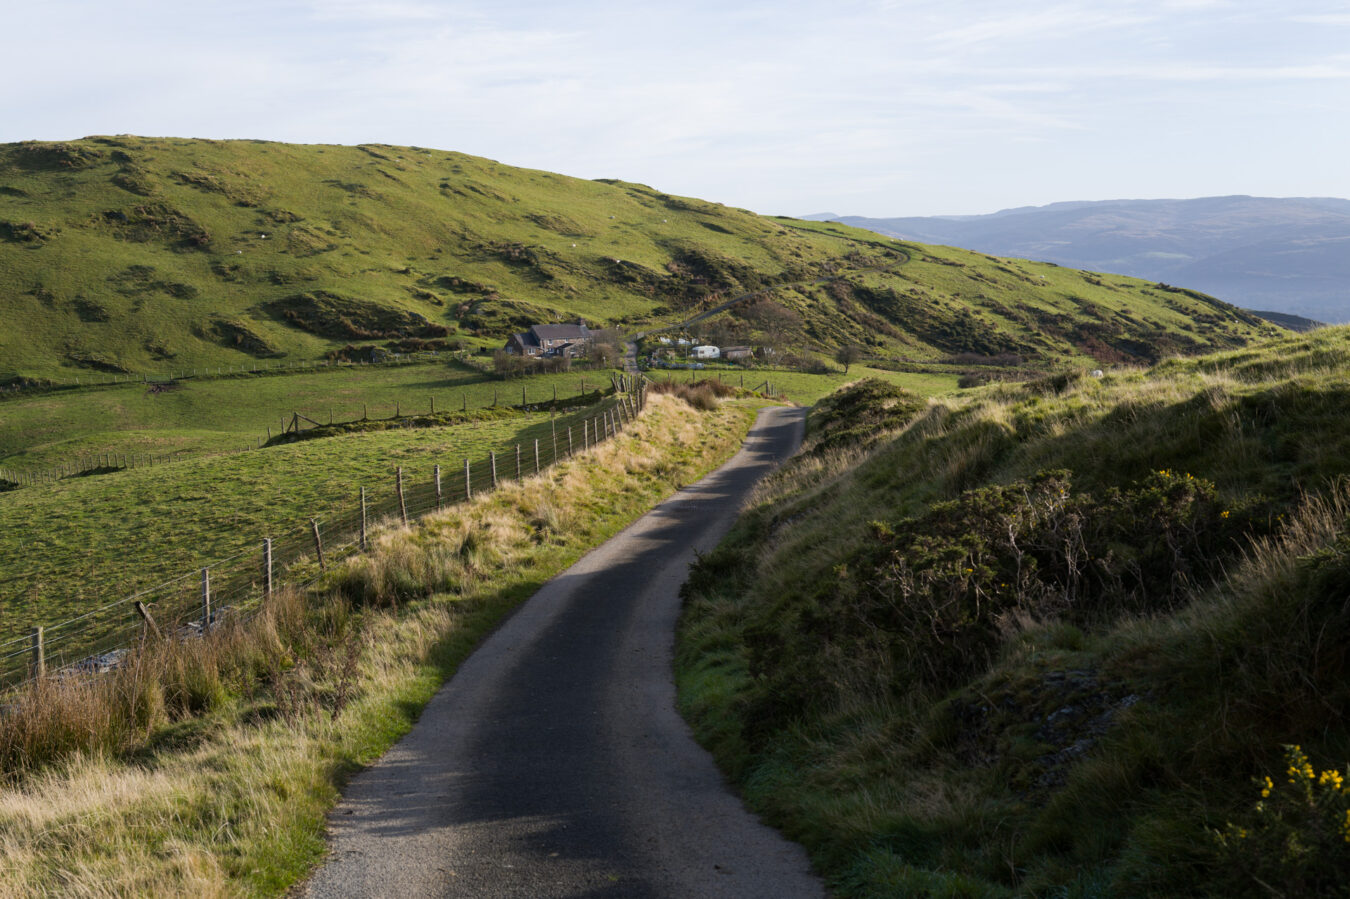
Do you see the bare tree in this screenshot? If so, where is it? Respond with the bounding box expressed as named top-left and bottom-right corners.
top-left (834, 344), bottom-right (863, 373)
top-left (589, 342), bottom-right (620, 368)
top-left (493, 349), bottom-right (529, 379)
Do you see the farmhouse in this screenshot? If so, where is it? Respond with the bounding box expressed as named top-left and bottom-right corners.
top-left (504, 322), bottom-right (593, 357)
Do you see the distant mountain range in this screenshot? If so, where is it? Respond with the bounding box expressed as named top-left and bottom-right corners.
top-left (805, 196), bottom-right (1350, 324)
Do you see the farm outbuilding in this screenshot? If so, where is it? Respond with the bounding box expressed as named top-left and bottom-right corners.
top-left (504, 323), bottom-right (594, 358)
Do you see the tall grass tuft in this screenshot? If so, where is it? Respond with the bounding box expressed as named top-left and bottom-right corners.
top-left (0, 587), bottom-right (311, 778)
top-left (649, 379), bottom-right (735, 410)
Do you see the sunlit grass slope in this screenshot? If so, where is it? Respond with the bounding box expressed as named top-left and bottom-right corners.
top-left (0, 406), bottom-right (568, 632)
top-left (0, 137), bottom-right (1276, 379)
top-left (677, 325), bottom-right (1350, 896)
top-left (0, 392), bottom-right (756, 897)
top-left (0, 359), bottom-right (610, 473)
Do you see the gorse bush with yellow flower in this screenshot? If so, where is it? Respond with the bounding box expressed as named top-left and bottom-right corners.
top-left (1213, 745), bottom-right (1350, 896)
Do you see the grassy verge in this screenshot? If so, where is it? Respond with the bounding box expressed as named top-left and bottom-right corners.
top-left (645, 365), bottom-right (961, 405)
top-left (676, 327), bottom-right (1350, 897)
top-left (0, 391), bottom-right (757, 896)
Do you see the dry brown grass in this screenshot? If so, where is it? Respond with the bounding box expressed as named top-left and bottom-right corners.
top-left (0, 389), bottom-right (760, 896)
top-left (649, 378), bottom-right (736, 410)
top-left (0, 587), bottom-right (310, 778)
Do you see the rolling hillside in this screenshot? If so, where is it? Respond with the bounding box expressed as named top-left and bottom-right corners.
top-left (808, 196), bottom-right (1350, 324)
top-left (0, 137), bottom-right (1278, 380)
top-left (678, 326), bottom-right (1350, 896)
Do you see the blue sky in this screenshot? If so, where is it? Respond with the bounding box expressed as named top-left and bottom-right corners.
top-left (4, 0), bottom-right (1347, 216)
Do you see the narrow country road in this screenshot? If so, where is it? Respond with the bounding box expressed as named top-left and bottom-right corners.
top-left (303, 405), bottom-right (821, 899)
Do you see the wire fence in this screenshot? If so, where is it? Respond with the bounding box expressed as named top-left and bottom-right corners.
top-left (1, 375), bottom-right (648, 691)
top-left (0, 350), bottom-right (449, 398)
top-left (0, 370), bottom-right (618, 488)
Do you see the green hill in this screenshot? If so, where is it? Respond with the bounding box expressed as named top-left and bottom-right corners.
top-left (677, 325), bottom-right (1350, 896)
top-left (0, 137), bottom-right (1277, 380)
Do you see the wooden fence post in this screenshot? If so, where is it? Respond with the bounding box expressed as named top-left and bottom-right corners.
top-left (522, 385), bottom-right (527, 407)
top-left (490, 452), bottom-right (498, 489)
top-left (360, 487), bottom-right (368, 551)
top-left (431, 396), bottom-right (436, 415)
top-left (30, 627), bottom-right (44, 679)
top-left (201, 567), bottom-right (212, 632)
top-left (263, 538), bottom-right (273, 599)
top-left (534, 438), bottom-right (540, 474)
top-left (435, 464), bottom-right (443, 510)
top-left (583, 419), bottom-right (590, 450)
top-left (135, 601), bottom-right (161, 640)
top-left (551, 418), bottom-right (558, 460)
top-left (310, 519), bottom-right (326, 571)
top-left (464, 458), bottom-right (472, 500)
top-left (515, 444), bottom-right (522, 480)
top-left (568, 426), bottom-right (574, 456)
top-left (397, 467), bottom-right (408, 526)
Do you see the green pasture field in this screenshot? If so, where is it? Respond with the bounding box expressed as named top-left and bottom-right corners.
top-left (0, 359), bottom-right (612, 474)
top-left (0, 404), bottom-right (605, 644)
top-left (646, 365), bottom-right (962, 405)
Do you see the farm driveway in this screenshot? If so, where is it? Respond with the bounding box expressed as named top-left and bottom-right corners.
top-left (303, 405), bottom-right (821, 898)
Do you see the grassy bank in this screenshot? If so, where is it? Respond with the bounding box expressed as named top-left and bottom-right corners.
top-left (0, 389), bottom-right (757, 896)
top-left (646, 365), bottom-right (961, 405)
top-left (676, 326), bottom-right (1350, 896)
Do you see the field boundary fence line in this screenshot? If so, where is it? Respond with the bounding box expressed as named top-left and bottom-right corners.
top-left (2, 374), bottom-right (647, 692)
top-left (0, 371), bottom-right (621, 488)
top-left (0, 350), bottom-right (455, 399)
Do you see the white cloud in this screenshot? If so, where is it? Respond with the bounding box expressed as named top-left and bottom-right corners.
top-left (926, 5), bottom-right (1157, 50)
top-left (1288, 13), bottom-right (1350, 25)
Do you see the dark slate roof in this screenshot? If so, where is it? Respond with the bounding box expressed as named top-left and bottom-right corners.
top-left (530, 324), bottom-right (591, 341)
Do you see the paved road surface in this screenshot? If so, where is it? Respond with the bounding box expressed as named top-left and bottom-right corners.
top-left (304, 405), bottom-right (821, 898)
